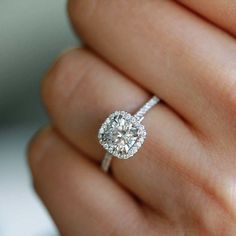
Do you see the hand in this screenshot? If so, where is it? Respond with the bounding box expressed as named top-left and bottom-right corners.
top-left (28, 1), bottom-right (236, 235)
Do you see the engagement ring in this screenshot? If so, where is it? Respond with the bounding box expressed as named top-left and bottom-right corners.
top-left (98, 96), bottom-right (159, 172)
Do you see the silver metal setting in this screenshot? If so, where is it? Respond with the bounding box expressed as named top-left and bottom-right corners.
top-left (99, 96), bottom-right (160, 172)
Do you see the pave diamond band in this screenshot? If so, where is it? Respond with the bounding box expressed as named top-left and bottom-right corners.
top-left (98, 96), bottom-right (160, 172)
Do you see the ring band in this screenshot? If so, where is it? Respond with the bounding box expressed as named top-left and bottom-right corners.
top-left (98, 96), bottom-right (160, 172)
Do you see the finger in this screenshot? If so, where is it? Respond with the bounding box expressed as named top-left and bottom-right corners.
top-left (43, 48), bottom-right (151, 160)
top-left (28, 127), bottom-right (166, 235)
top-left (176, 0), bottom-right (236, 37)
top-left (42, 48), bottom-right (236, 227)
top-left (68, 0), bottom-right (236, 136)
top-left (42, 48), bottom-right (190, 162)
top-left (41, 48), bottom-right (221, 222)
top-left (42, 47), bottom-right (194, 163)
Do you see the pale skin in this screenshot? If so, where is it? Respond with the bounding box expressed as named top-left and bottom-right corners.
top-left (28, 1), bottom-right (236, 235)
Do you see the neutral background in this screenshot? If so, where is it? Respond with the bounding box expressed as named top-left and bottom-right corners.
top-left (0, 1), bottom-right (78, 235)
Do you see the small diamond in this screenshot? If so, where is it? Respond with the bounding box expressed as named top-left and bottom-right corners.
top-left (135, 142), bottom-right (141, 148)
top-left (126, 113), bottom-right (131, 119)
top-left (130, 147), bottom-right (138, 155)
top-left (99, 127), bottom-right (104, 134)
top-left (98, 111), bottom-right (146, 159)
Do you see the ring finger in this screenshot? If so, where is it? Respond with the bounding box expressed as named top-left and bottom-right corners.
top-left (42, 48), bottom-right (210, 220)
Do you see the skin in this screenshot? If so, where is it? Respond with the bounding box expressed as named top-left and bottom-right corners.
top-left (28, 0), bottom-right (236, 235)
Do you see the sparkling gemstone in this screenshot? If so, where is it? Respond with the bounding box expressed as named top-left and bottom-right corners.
top-left (98, 111), bottom-right (146, 159)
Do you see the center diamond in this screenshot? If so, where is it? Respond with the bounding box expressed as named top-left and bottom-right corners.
top-left (98, 111), bottom-right (146, 159)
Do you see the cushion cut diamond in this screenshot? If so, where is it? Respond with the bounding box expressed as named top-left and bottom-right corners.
top-left (98, 111), bottom-right (146, 159)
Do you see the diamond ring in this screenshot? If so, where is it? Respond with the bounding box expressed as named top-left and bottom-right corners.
top-left (98, 96), bottom-right (160, 172)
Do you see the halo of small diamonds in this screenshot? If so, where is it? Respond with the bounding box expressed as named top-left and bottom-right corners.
top-left (98, 111), bottom-right (146, 159)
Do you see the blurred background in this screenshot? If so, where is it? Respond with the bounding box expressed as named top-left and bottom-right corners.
top-left (0, 1), bottom-right (79, 235)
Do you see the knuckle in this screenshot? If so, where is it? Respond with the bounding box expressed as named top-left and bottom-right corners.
top-left (41, 48), bottom-right (77, 105)
top-left (27, 126), bottom-right (53, 178)
top-left (41, 48), bottom-right (91, 113)
top-left (67, 0), bottom-right (99, 28)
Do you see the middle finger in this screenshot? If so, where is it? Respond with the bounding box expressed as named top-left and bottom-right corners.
top-left (68, 0), bottom-right (236, 136)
